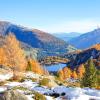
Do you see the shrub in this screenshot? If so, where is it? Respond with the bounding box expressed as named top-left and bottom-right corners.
top-left (12, 86), bottom-right (28, 91)
top-left (19, 78), bottom-right (25, 82)
top-left (33, 92), bottom-right (46, 100)
top-left (0, 81), bottom-right (6, 86)
top-left (31, 78), bottom-right (37, 82)
top-left (19, 77), bottom-right (37, 82)
top-left (39, 78), bottom-right (49, 86)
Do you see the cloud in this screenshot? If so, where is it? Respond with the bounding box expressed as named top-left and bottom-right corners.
top-left (41, 20), bottom-right (100, 33)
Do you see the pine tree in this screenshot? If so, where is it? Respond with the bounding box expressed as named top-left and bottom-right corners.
top-left (26, 60), bottom-right (32, 71)
top-left (81, 58), bottom-right (97, 88)
top-left (96, 70), bottom-right (100, 89)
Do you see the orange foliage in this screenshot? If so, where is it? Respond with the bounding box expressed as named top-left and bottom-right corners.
top-left (63, 67), bottom-right (72, 79)
top-left (57, 65), bottom-right (85, 80)
top-left (71, 70), bottom-right (78, 79)
top-left (91, 44), bottom-right (100, 50)
top-left (57, 69), bottom-right (64, 80)
top-left (77, 64), bottom-right (85, 78)
top-left (57, 67), bottom-right (72, 80)
top-left (28, 59), bottom-right (49, 75)
top-left (0, 48), bottom-right (7, 65)
top-left (0, 34), bottom-right (27, 72)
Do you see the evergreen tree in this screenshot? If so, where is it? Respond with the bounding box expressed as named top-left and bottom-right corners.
top-left (81, 58), bottom-right (97, 88)
top-left (26, 61), bottom-right (32, 71)
top-left (96, 70), bottom-right (100, 89)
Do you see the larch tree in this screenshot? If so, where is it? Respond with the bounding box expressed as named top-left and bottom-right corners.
top-left (63, 67), bottom-right (72, 79)
top-left (57, 69), bottom-right (64, 80)
top-left (1, 33), bottom-right (27, 79)
top-left (26, 59), bottom-right (48, 75)
top-left (77, 64), bottom-right (85, 79)
top-left (0, 48), bottom-right (7, 65)
top-left (71, 70), bottom-right (78, 79)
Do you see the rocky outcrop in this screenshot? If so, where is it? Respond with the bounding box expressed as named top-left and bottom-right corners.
top-left (0, 90), bottom-right (28, 100)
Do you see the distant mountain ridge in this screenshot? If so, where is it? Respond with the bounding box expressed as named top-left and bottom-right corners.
top-left (52, 32), bottom-right (81, 42)
top-left (69, 28), bottom-right (100, 49)
top-left (0, 21), bottom-right (77, 57)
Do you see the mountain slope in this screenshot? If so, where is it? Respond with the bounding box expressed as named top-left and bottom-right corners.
top-left (69, 28), bottom-right (100, 49)
top-left (0, 21), bottom-right (76, 56)
top-left (67, 44), bottom-right (100, 69)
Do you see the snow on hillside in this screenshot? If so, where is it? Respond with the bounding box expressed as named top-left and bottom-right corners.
top-left (0, 71), bottom-right (99, 100)
top-left (0, 73), bottom-right (13, 81)
top-left (32, 86), bottom-right (100, 100)
top-left (0, 68), bottom-right (13, 81)
top-left (0, 86), bottom-right (7, 93)
top-left (54, 86), bottom-right (100, 100)
top-left (1, 81), bottom-right (100, 100)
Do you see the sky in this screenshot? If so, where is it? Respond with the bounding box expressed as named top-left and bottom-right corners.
top-left (0, 0), bottom-right (100, 33)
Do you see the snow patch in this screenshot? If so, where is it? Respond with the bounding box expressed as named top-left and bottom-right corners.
top-left (0, 73), bottom-right (13, 81)
top-left (0, 86), bottom-right (7, 93)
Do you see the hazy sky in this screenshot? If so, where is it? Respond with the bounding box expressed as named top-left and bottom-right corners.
top-left (0, 0), bottom-right (100, 33)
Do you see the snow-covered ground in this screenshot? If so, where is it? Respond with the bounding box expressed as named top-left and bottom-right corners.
top-left (0, 72), bottom-right (13, 81)
top-left (0, 71), bottom-right (100, 100)
top-left (2, 81), bottom-right (100, 100)
top-left (5, 80), bottom-right (38, 89)
top-left (0, 67), bottom-right (13, 82)
top-left (31, 86), bottom-right (100, 100)
top-left (23, 72), bottom-right (41, 79)
top-left (0, 86), bottom-right (7, 93)
top-left (53, 86), bottom-right (100, 100)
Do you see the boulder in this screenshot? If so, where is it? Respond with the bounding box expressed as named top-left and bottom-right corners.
top-left (0, 90), bottom-right (28, 100)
